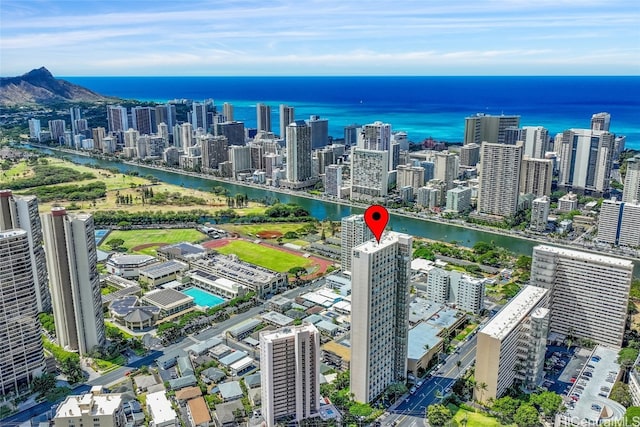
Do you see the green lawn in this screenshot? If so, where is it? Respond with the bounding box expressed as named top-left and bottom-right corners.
top-left (448, 404), bottom-right (511, 427)
top-left (99, 228), bottom-right (206, 254)
top-left (219, 222), bottom-right (312, 237)
top-left (215, 240), bottom-right (312, 272)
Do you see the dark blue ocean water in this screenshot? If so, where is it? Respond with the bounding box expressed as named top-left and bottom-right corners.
top-left (65, 76), bottom-right (640, 148)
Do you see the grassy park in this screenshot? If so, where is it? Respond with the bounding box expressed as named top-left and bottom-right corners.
top-left (218, 222), bottom-right (314, 237)
top-left (99, 228), bottom-right (207, 255)
top-left (448, 404), bottom-right (511, 427)
top-left (214, 240), bottom-right (312, 272)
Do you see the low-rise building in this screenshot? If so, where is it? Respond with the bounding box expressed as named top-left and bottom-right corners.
top-left (53, 387), bottom-right (126, 427)
top-left (218, 381), bottom-right (244, 402)
top-left (141, 288), bottom-right (195, 319)
top-left (146, 391), bottom-right (179, 427)
top-left (186, 269), bottom-right (246, 299)
top-left (321, 340), bottom-right (351, 371)
top-left (186, 396), bottom-right (212, 427)
top-left (106, 254), bottom-right (157, 278)
top-left (138, 260), bottom-right (189, 288)
top-left (157, 242), bottom-right (208, 262)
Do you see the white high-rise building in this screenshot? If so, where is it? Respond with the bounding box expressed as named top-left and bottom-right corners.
top-left (42, 208), bottom-right (106, 355)
top-left (257, 103), bottom-right (272, 132)
top-left (530, 196), bottom-right (550, 232)
top-left (475, 286), bottom-right (549, 401)
top-left (28, 118), bottom-right (41, 141)
top-left (434, 151), bottom-right (459, 190)
top-left (350, 232), bottom-right (412, 403)
top-left (425, 268), bottom-right (485, 314)
top-left (597, 199), bottom-right (640, 248)
top-left (591, 112), bottom-right (611, 131)
top-left (285, 120), bottom-right (313, 184)
top-left (521, 126), bottom-right (549, 159)
top-left (446, 186), bottom-right (472, 213)
top-left (478, 141), bottom-right (523, 217)
top-left (260, 324), bottom-right (320, 427)
top-left (279, 105), bottom-right (295, 140)
top-left (350, 148), bottom-right (389, 201)
top-left (324, 164), bottom-right (343, 198)
top-left (0, 190), bottom-right (50, 312)
top-left (223, 102), bottom-right (234, 122)
top-left (358, 121), bottom-right (391, 151)
top-left (0, 229), bottom-right (46, 395)
top-left (340, 214), bottom-right (373, 273)
top-left (530, 245), bottom-right (633, 347)
top-left (181, 123), bottom-right (193, 153)
top-left (558, 129), bottom-right (615, 193)
top-left (623, 154), bottom-right (640, 203)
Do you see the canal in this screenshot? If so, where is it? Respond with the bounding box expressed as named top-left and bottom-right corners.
top-left (29, 146), bottom-right (640, 277)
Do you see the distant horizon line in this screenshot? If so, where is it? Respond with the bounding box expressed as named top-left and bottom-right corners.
top-left (55, 74), bottom-right (640, 78)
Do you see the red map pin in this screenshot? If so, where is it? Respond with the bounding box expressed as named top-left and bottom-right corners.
top-left (364, 204), bottom-right (389, 243)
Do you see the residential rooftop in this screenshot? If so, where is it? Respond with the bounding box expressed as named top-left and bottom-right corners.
top-left (534, 245), bottom-right (634, 268)
top-left (481, 285), bottom-right (548, 340)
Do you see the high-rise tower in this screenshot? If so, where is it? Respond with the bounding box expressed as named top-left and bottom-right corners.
top-left (279, 105), bottom-right (295, 140)
top-left (0, 190), bottom-right (50, 312)
top-left (257, 103), bottom-right (272, 132)
top-left (478, 141), bottom-right (523, 217)
top-left (350, 232), bottom-right (412, 403)
top-left (0, 229), bottom-right (46, 395)
top-left (285, 120), bottom-right (313, 184)
top-left (260, 324), bottom-right (320, 426)
top-left (340, 214), bottom-right (374, 273)
top-left (42, 208), bottom-right (105, 355)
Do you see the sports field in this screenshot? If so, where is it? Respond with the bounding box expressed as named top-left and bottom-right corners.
top-left (219, 222), bottom-right (312, 237)
top-left (213, 240), bottom-right (312, 272)
top-left (99, 228), bottom-right (206, 255)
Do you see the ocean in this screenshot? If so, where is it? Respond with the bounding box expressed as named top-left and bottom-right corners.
top-left (65, 76), bottom-right (640, 148)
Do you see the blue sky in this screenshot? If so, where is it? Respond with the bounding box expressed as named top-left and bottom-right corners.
top-left (1, 0), bottom-right (638, 76)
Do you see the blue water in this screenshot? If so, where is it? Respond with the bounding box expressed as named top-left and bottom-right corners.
top-left (182, 287), bottom-right (226, 307)
top-left (65, 76), bottom-right (640, 148)
top-left (95, 229), bottom-right (110, 245)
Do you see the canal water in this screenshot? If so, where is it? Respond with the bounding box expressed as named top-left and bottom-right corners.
top-left (30, 146), bottom-right (639, 277)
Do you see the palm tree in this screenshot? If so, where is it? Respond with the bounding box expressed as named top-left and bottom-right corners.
top-left (476, 382), bottom-right (488, 403)
top-left (456, 360), bottom-right (462, 373)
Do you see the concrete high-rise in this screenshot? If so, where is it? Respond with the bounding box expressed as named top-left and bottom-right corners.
top-left (478, 141), bottom-right (523, 217)
top-left (459, 143), bottom-right (480, 167)
top-left (216, 121), bottom-right (245, 146)
top-left (434, 151), bottom-right (459, 190)
top-left (28, 118), bottom-right (41, 141)
top-left (530, 196), bottom-right (550, 232)
top-left (307, 115), bottom-right (329, 149)
top-left (279, 105), bottom-right (295, 140)
top-left (530, 245), bottom-right (633, 347)
top-left (0, 229), bottom-right (46, 395)
top-left (324, 164), bottom-right (343, 198)
top-left (131, 106), bottom-right (156, 135)
top-left (597, 199), bottom-right (640, 248)
top-left (623, 154), bottom-right (640, 203)
top-left (521, 126), bottom-right (549, 159)
top-left (519, 156), bottom-right (553, 197)
top-left (350, 232), bottom-right (412, 403)
top-left (464, 113), bottom-right (520, 145)
top-left (558, 129), bottom-right (615, 194)
top-left (257, 103), bottom-right (272, 132)
top-left (180, 123), bottom-right (193, 153)
top-left (350, 148), bottom-right (389, 201)
top-left (260, 324), bottom-right (320, 427)
top-left (340, 214), bottom-right (374, 273)
top-left (285, 120), bottom-right (313, 185)
top-left (358, 121), bottom-right (391, 151)
top-left (191, 102), bottom-right (208, 130)
top-left (0, 190), bottom-right (50, 312)
top-left (591, 112), bottom-right (611, 131)
top-left (222, 102), bottom-right (234, 122)
top-left (155, 104), bottom-right (176, 132)
top-left (106, 105), bottom-right (128, 133)
top-left (42, 208), bottom-right (105, 355)
top-left (397, 164), bottom-right (425, 193)
top-left (48, 119), bottom-right (66, 142)
top-left (475, 286), bottom-right (549, 401)
top-left (200, 135), bottom-right (228, 172)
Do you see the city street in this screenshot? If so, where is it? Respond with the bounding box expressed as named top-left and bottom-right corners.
top-left (382, 334), bottom-right (478, 427)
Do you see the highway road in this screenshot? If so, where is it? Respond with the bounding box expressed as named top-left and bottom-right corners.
top-left (381, 334), bottom-right (478, 427)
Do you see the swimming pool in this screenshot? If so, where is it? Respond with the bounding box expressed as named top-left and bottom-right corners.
top-left (95, 229), bottom-right (110, 245)
top-left (182, 287), bottom-right (226, 308)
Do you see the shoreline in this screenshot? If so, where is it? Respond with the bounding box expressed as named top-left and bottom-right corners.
top-left (26, 143), bottom-right (640, 263)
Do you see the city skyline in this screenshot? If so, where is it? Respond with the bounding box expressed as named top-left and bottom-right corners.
top-left (1, 1), bottom-right (639, 76)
